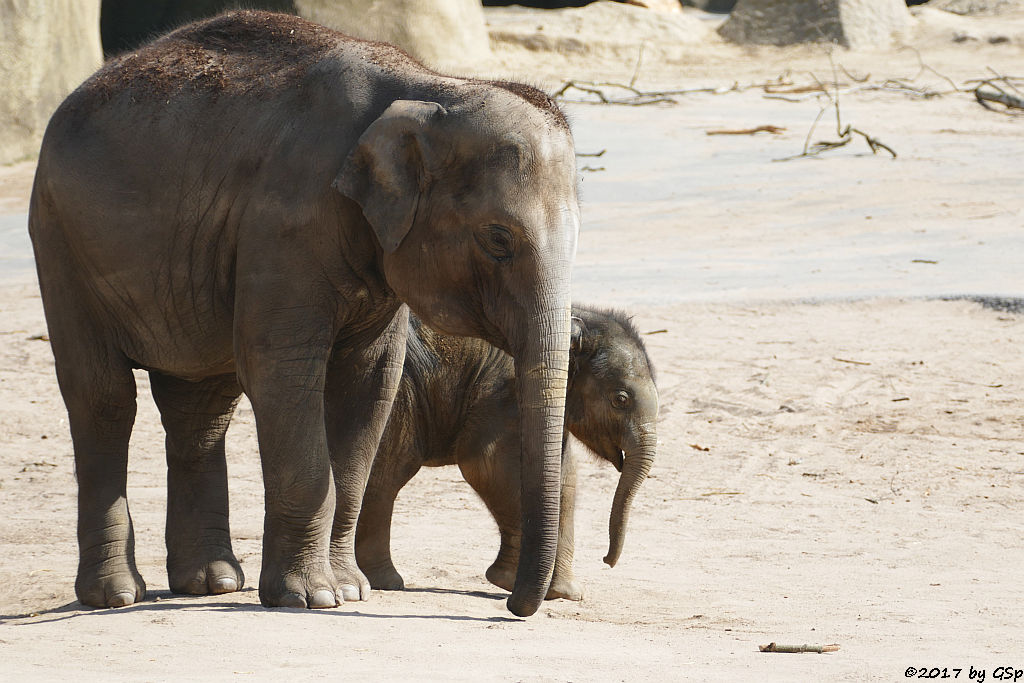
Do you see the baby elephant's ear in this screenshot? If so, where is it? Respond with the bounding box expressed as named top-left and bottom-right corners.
top-left (570, 315), bottom-right (586, 354)
top-left (333, 100), bottom-right (447, 253)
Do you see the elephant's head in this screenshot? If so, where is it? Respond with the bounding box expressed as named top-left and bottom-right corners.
top-left (565, 307), bottom-right (658, 568)
top-left (334, 85), bottom-right (579, 617)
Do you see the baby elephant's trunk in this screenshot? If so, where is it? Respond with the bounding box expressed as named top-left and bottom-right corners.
top-left (603, 424), bottom-right (657, 567)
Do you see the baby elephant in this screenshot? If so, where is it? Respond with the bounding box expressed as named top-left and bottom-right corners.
top-left (355, 306), bottom-right (658, 600)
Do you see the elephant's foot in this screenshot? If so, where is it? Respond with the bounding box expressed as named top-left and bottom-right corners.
top-left (486, 562), bottom-right (583, 601)
top-left (330, 556), bottom-right (372, 601)
top-left (485, 561), bottom-right (516, 593)
top-left (168, 548), bottom-right (244, 596)
top-left (76, 560), bottom-right (146, 608)
top-left (259, 561), bottom-right (342, 609)
top-left (546, 573), bottom-right (583, 601)
top-left (361, 561), bottom-right (405, 591)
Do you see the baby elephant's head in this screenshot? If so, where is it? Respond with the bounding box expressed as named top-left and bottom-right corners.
top-left (565, 306), bottom-right (658, 568)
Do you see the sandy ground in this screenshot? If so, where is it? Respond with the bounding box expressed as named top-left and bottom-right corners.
top-left (2, 4), bottom-right (1024, 681)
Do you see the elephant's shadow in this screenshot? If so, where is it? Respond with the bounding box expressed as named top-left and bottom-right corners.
top-left (0, 587), bottom-right (519, 625)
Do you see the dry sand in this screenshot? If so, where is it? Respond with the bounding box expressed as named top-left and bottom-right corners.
top-left (1, 4), bottom-right (1023, 680)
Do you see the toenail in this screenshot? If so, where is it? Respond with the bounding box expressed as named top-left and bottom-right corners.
top-left (108, 591), bottom-right (135, 608)
top-left (310, 589), bottom-right (339, 608)
top-left (278, 592), bottom-right (307, 609)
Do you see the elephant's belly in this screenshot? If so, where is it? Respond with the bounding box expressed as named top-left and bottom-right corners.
top-left (119, 298), bottom-right (238, 379)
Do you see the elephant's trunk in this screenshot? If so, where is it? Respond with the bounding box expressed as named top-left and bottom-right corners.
top-left (507, 305), bottom-right (571, 617)
top-left (603, 424), bottom-right (657, 568)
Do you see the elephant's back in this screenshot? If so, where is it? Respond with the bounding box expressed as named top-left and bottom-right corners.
top-left (83, 11), bottom-right (339, 107)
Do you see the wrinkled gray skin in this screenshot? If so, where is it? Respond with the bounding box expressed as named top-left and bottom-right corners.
top-left (356, 306), bottom-right (658, 600)
top-left (28, 11), bottom-right (579, 617)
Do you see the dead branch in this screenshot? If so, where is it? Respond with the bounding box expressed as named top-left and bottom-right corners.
top-left (763, 83), bottom-right (832, 94)
top-left (629, 42), bottom-right (645, 89)
top-left (773, 56), bottom-right (896, 162)
top-left (973, 71), bottom-right (1024, 113)
top-left (986, 67), bottom-right (1023, 95)
top-left (976, 87), bottom-right (1024, 112)
top-left (763, 93), bottom-right (821, 103)
top-left (850, 127), bottom-right (898, 157)
top-left (760, 643), bottom-right (840, 654)
top-left (871, 79), bottom-right (947, 99)
top-left (899, 46), bottom-right (965, 93)
top-left (801, 104), bottom-right (829, 156)
top-left (838, 64), bottom-right (870, 83)
top-left (550, 76), bottom-right (802, 106)
top-left (964, 73), bottom-right (1024, 90)
top-left (706, 125), bottom-right (786, 136)
top-left (551, 80), bottom-right (687, 106)
top-left (833, 357), bottom-right (871, 366)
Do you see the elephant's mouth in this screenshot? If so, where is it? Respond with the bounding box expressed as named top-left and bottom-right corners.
top-left (615, 449), bottom-right (624, 473)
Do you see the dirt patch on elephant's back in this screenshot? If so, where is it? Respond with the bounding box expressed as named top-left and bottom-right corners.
top-left (90, 10), bottom-right (340, 99)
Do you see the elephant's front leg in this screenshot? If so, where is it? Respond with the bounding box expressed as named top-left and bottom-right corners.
top-left (236, 301), bottom-right (341, 608)
top-left (326, 305), bottom-right (410, 601)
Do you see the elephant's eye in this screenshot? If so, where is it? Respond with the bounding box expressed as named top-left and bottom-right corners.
top-left (611, 390), bottom-right (631, 410)
top-left (476, 225), bottom-right (515, 263)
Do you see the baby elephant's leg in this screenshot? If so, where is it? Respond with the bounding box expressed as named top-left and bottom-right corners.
top-left (460, 449), bottom-right (582, 601)
top-left (548, 447), bottom-right (582, 601)
top-left (355, 454), bottom-right (422, 591)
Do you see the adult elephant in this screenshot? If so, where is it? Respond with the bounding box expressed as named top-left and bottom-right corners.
top-left (28, 10), bottom-right (579, 617)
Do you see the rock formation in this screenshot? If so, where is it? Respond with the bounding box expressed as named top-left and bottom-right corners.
top-left (0, 0), bottom-right (103, 164)
top-left (718, 0), bottom-right (912, 47)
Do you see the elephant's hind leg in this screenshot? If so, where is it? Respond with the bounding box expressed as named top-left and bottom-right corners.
top-left (50, 328), bottom-right (144, 608)
top-left (149, 372), bottom-right (244, 596)
top-left (458, 455), bottom-right (522, 594)
top-left (355, 455), bottom-right (422, 591)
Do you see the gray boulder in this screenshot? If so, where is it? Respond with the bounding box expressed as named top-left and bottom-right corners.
top-left (0, 0), bottom-right (103, 165)
top-left (718, 0), bottom-right (912, 47)
top-left (294, 0), bottom-right (492, 69)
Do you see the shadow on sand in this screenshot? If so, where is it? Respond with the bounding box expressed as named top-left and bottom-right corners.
top-left (0, 586), bottom-right (521, 625)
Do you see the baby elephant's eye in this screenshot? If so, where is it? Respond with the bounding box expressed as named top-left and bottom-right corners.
top-left (476, 225), bottom-right (515, 263)
top-left (611, 390), bottom-right (631, 410)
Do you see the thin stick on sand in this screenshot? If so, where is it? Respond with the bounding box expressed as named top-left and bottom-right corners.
top-left (759, 643), bottom-right (840, 654)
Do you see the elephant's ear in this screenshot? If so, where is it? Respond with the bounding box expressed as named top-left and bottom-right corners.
top-left (332, 100), bottom-right (447, 253)
top-left (569, 315), bottom-right (587, 381)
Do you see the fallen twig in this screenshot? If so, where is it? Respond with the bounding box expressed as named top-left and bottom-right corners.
top-left (551, 80), bottom-right (710, 106)
top-left (550, 77), bottom-right (809, 106)
top-left (899, 46), bottom-right (965, 94)
top-left (760, 643), bottom-right (840, 654)
top-left (975, 81), bottom-right (1024, 113)
top-left (774, 54), bottom-right (896, 161)
top-left (833, 357), bottom-right (871, 366)
top-left (629, 42), bottom-right (645, 89)
top-left (963, 73), bottom-right (1024, 91)
top-left (838, 64), bottom-right (870, 83)
top-left (576, 149), bottom-right (606, 157)
top-left (763, 83), bottom-right (833, 94)
top-left (706, 125), bottom-right (786, 136)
